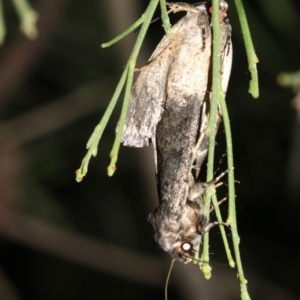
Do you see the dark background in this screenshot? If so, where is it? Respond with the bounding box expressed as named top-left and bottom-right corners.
top-left (0, 0), bottom-right (299, 299)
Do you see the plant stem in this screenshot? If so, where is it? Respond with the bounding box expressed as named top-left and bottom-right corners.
top-left (160, 0), bottom-right (171, 35)
top-left (201, 0), bottom-right (221, 276)
top-left (75, 66), bottom-right (129, 182)
top-left (107, 0), bottom-right (160, 176)
top-left (101, 17), bottom-right (144, 48)
top-left (219, 92), bottom-right (251, 300)
top-left (233, 0), bottom-right (259, 98)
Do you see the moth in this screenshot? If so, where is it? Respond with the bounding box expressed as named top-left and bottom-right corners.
top-left (148, 0), bottom-right (233, 263)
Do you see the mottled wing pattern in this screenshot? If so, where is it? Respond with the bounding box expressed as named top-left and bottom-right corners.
top-left (148, 5), bottom-right (212, 262)
top-left (122, 8), bottom-right (203, 147)
top-left (148, 1), bottom-right (233, 263)
top-left (157, 7), bottom-right (212, 209)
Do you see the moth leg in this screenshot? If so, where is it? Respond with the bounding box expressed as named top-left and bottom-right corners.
top-left (188, 182), bottom-right (206, 202)
top-left (205, 167), bottom-right (233, 188)
top-left (167, 3), bottom-right (200, 14)
top-left (210, 196), bottom-right (227, 212)
top-left (195, 197), bottom-right (229, 234)
top-left (188, 168), bottom-right (233, 201)
top-left (198, 220), bottom-right (230, 234)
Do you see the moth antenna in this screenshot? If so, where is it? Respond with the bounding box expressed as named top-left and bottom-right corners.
top-left (134, 16), bottom-right (161, 33)
top-left (165, 259), bottom-right (175, 300)
top-left (134, 4), bottom-right (178, 34)
top-left (214, 152), bottom-right (227, 176)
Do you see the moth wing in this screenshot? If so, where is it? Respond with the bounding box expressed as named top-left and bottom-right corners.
top-left (121, 48), bottom-right (173, 147)
top-left (121, 15), bottom-right (194, 147)
top-left (156, 8), bottom-right (212, 210)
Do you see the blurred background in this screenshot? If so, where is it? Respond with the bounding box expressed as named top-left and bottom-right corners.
top-left (0, 0), bottom-right (299, 299)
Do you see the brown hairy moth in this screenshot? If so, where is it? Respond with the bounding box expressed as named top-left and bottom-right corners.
top-left (121, 0), bottom-right (232, 262)
top-left (148, 1), bottom-right (233, 263)
top-left (121, 3), bottom-right (210, 147)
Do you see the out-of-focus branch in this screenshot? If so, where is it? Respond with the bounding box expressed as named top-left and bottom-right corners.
top-left (0, 80), bottom-right (107, 146)
top-left (0, 268), bottom-right (21, 300)
top-left (0, 207), bottom-right (167, 285)
top-left (100, 0), bottom-right (149, 64)
top-left (0, 0), bottom-right (70, 103)
top-left (11, 0), bottom-right (39, 39)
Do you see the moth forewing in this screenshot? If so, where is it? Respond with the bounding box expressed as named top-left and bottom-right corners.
top-left (121, 4), bottom-right (206, 147)
top-left (158, 6), bottom-right (212, 208)
top-left (121, 47), bottom-right (173, 147)
top-left (148, 4), bottom-right (212, 263)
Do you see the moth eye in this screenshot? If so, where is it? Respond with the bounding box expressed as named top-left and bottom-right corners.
top-left (181, 242), bottom-right (193, 254)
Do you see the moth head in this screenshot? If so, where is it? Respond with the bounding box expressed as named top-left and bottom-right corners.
top-left (148, 204), bottom-right (202, 263)
top-left (148, 218), bottom-right (201, 263)
top-left (169, 236), bottom-right (201, 263)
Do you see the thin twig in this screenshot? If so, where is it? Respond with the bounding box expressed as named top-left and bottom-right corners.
top-left (201, 0), bottom-right (222, 278)
top-left (219, 93), bottom-right (251, 300)
top-left (233, 0), bottom-right (259, 98)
